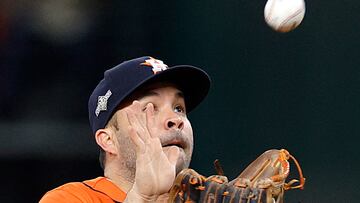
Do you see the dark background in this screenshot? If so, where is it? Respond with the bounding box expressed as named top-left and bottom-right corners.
top-left (1, 0), bottom-right (360, 202)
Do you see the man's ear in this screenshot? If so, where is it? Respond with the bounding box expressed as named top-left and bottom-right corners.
top-left (95, 128), bottom-right (117, 155)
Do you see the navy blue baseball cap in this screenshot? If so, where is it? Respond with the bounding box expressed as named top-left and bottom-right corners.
top-left (88, 56), bottom-right (211, 134)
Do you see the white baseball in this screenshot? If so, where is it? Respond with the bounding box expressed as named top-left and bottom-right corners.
top-left (264, 0), bottom-right (306, 33)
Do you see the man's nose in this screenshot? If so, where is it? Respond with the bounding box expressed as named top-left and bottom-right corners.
top-left (165, 116), bottom-right (184, 130)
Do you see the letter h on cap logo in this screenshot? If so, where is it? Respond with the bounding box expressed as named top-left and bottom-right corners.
top-left (95, 90), bottom-right (112, 117)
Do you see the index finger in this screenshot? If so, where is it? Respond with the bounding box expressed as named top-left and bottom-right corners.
top-left (145, 103), bottom-right (156, 137)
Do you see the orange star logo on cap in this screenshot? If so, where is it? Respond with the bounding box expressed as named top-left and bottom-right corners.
top-left (141, 57), bottom-right (168, 74)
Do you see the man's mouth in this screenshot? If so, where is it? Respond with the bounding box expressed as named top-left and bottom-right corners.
top-left (162, 141), bottom-right (185, 149)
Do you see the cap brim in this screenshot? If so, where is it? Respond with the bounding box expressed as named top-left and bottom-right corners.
top-left (130, 65), bottom-right (211, 113)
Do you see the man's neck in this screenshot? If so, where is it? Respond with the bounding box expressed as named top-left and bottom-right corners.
top-left (104, 167), bottom-right (134, 193)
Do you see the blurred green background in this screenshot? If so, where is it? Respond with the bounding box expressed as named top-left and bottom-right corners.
top-left (1, 0), bottom-right (360, 202)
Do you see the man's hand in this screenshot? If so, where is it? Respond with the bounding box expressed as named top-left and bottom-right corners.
top-left (124, 101), bottom-right (179, 202)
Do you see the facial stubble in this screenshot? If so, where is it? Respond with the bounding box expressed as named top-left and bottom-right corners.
top-left (116, 131), bottom-right (193, 182)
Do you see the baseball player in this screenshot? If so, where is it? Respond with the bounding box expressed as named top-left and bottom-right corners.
top-left (39, 56), bottom-right (211, 203)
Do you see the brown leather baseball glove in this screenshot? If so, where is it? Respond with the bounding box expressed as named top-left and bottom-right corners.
top-left (168, 149), bottom-right (305, 203)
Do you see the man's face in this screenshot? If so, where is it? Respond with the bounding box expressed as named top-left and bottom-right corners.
top-left (113, 83), bottom-right (194, 177)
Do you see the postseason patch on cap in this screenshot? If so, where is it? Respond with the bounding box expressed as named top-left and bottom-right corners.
top-left (95, 90), bottom-right (112, 117)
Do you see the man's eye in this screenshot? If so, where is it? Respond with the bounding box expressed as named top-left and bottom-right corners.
top-left (174, 105), bottom-right (185, 113)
